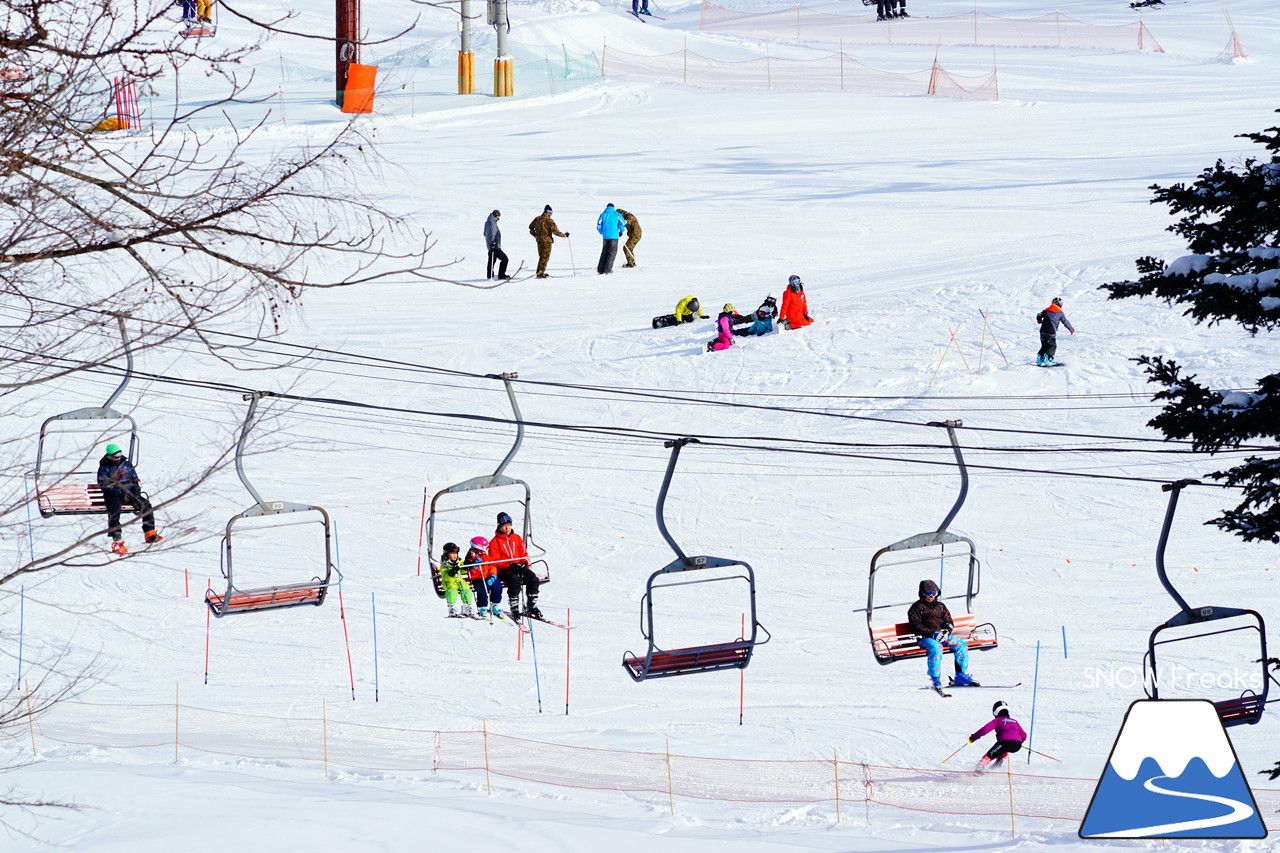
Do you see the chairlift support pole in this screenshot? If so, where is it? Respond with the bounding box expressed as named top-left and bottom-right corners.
top-left (656, 437), bottom-right (698, 564)
top-left (1155, 479), bottom-right (1196, 615)
top-left (488, 372), bottom-right (523, 478)
top-left (102, 313), bottom-right (134, 411)
top-left (929, 420), bottom-right (967, 536)
top-left (236, 392), bottom-right (273, 512)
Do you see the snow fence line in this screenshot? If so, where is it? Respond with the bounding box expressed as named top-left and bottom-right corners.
top-left (698, 2), bottom-right (1164, 53)
top-left (28, 699), bottom-right (1280, 830)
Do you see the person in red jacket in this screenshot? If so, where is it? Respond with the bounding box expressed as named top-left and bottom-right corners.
top-left (969, 701), bottom-right (1028, 771)
top-left (489, 511), bottom-right (542, 620)
top-left (779, 274), bottom-right (813, 329)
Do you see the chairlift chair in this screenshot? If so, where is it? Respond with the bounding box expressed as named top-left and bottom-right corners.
top-left (33, 314), bottom-right (142, 518)
top-left (423, 373), bottom-right (550, 598)
top-left (622, 437), bottom-right (771, 682)
top-left (861, 421), bottom-right (998, 664)
top-left (1141, 480), bottom-right (1277, 727)
top-left (205, 392), bottom-right (337, 617)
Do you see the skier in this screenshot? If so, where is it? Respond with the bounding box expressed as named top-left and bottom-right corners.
top-left (908, 579), bottom-right (978, 689)
top-left (618, 208), bottom-right (642, 267)
top-left (196, 0), bottom-right (214, 23)
top-left (706, 304), bottom-right (737, 352)
top-left (732, 305), bottom-right (775, 337)
top-left (596, 203), bottom-right (626, 275)
top-left (969, 701), bottom-right (1027, 771)
top-left (439, 542), bottom-right (478, 618)
top-left (1035, 296), bottom-right (1074, 365)
top-left (528, 205), bottom-right (568, 278)
top-left (779, 274), bottom-right (813, 329)
top-left (675, 296), bottom-right (708, 324)
top-left (489, 511), bottom-right (542, 621)
top-left (465, 536), bottom-right (504, 617)
top-left (96, 442), bottom-right (161, 555)
top-left (484, 209), bottom-right (510, 280)
top-left (630, 0), bottom-right (652, 15)
top-left (176, 0), bottom-right (197, 21)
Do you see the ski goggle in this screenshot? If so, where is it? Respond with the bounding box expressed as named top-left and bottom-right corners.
top-left (923, 589), bottom-right (939, 597)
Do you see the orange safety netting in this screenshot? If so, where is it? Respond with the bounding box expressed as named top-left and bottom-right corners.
top-left (30, 700), bottom-right (1280, 829)
top-left (699, 2), bottom-right (1163, 53)
top-left (602, 47), bottom-right (998, 100)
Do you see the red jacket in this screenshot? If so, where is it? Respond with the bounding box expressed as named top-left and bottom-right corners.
top-left (488, 530), bottom-right (528, 573)
top-left (780, 289), bottom-right (811, 328)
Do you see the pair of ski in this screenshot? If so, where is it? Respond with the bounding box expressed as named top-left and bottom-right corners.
top-left (452, 609), bottom-right (566, 629)
top-left (627, 10), bottom-right (665, 22)
top-left (926, 679), bottom-right (1021, 699)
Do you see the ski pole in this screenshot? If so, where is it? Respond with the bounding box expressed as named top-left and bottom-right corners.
top-left (939, 741), bottom-right (970, 766)
top-left (565, 235), bottom-right (576, 275)
top-left (1025, 746), bottom-right (1061, 763)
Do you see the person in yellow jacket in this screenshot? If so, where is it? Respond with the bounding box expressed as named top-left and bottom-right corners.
top-left (674, 296), bottom-right (708, 325)
top-left (618, 208), bottom-right (642, 268)
top-left (528, 205), bottom-right (568, 278)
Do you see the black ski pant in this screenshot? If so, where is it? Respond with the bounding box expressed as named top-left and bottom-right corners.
top-left (498, 562), bottom-right (541, 605)
top-left (986, 740), bottom-right (1023, 762)
top-left (876, 0), bottom-right (891, 16)
top-left (1037, 331), bottom-right (1057, 361)
top-left (597, 239), bottom-right (619, 274)
top-left (104, 487), bottom-right (154, 539)
top-left (487, 246), bottom-right (509, 279)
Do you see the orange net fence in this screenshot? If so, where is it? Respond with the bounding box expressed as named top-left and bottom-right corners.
top-left (699, 2), bottom-right (1163, 53)
top-left (602, 46), bottom-right (998, 100)
top-left (29, 699), bottom-right (1280, 828)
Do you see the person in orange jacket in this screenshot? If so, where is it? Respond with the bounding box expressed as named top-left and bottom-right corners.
top-left (489, 511), bottom-right (543, 621)
top-left (779, 274), bottom-right (813, 329)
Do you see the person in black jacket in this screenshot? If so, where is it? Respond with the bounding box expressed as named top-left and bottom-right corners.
top-left (907, 579), bottom-right (977, 689)
top-left (1035, 297), bottom-right (1075, 365)
top-left (96, 443), bottom-right (161, 554)
top-left (484, 209), bottom-right (509, 280)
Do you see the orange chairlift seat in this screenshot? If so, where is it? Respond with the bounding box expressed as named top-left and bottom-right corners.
top-left (1142, 480), bottom-right (1277, 727)
top-left (423, 372), bottom-right (550, 599)
top-left (623, 438), bottom-right (770, 681)
top-left (33, 314), bottom-right (141, 518)
top-left (206, 392), bottom-right (337, 617)
top-left (863, 420), bottom-right (997, 665)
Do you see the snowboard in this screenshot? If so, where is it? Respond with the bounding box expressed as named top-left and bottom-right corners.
top-left (1036, 361), bottom-right (1065, 368)
top-left (652, 313), bottom-right (678, 329)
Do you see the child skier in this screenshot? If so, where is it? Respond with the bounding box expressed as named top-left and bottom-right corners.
top-left (440, 542), bottom-right (478, 618)
top-left (907, 579), bottom-right (978, 689)
top-left (969, 701), bottom-right (1027, 771)
top-left (779, 274), bottom-right (813, 329)
top-left (1034, 296), bottom-right (1074, 365)
top-left (706, 304), bottom-right (737, 352)
top-left (465, 536), bottom-right (504, 617)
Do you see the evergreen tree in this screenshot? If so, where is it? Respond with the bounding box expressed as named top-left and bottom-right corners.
top-left (1101, 112), bottom-right (1280, 544)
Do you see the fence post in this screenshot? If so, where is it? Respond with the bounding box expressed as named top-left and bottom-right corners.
top-left (833, 748), bottom-right (841, 823)
top-left (765, 40), bottom-right (771, 90)
top-left (26, 681), bottom-right (37, 757)
top-left (862, 763), bottom-right (872, 826)
top-left (665, 737), bottom-right (675, 815)
top-left (684, 37), bottom-right (688, 84)
top-left (839, 38), bottom-right (844, 91)
top-left (483, 719), bottom-right (493, 795)
top-left (323, 696), bottom-right (329, 777)
top-left (1006, 761), bottom-right (1016, 839)
top-left (174, 683), bottom-right (180, 762)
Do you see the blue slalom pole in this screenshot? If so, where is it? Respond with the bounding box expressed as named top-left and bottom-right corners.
top-left (17, 585), bottom-right (25, 686)
top-left (938, 542), bottom-right (944, 591)
top-left (23, 474), bottom-right (35, 565)
top-left (1027, 639), bottom-right (1041, 764)
top-left (527, 616), bottom-right (544, 714)
top-left (1062, 625), bottom-right (1068, 659)
top-left (372, 592), bottom-right (380, 702)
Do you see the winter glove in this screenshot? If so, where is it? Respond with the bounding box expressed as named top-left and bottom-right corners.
top-left (967, 738), bottom-right (974, 744)
top-left (931, 630), bottom-right (951, 642)
top-left (804, 314), bottom-right (812, 321)
top-left (698, 313), bottom-right (709, 319)
top-left (564, 232), bottom-right (570, 237)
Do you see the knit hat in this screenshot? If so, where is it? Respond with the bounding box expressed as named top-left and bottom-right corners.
top-left (544, 205), bottom-right (553, 213)
top-left (492, 209), bottom-right (500, 217)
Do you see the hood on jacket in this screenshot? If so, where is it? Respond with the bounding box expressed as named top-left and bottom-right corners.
top-left (918, 579), bottom-right (941, 599)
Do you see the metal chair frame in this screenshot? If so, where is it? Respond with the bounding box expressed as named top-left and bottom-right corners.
top-left (622, 437), bottom-right (770, 682)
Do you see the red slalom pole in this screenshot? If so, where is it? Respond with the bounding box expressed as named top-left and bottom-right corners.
top-left (415, 490), bottom-right (427, 576)
top-left (184, 568), bottom-right (189, 598)
top-left (338, 585), bottom-right (356, 700)
top-left (203, 579), bottom-right (211, 685)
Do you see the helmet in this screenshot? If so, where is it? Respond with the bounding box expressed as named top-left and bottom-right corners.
top-left (105, 443), bottom-right (123, 456)
top-left (993, 701), bottom-right (1010, 718)
top-left (1052, 297), bottom-right (1063, 306)
top-left (443, 541), bottom-right (460, 554)
top-left (723, 303), bottom-right (736, 314)
top-left (496, 512), bottom-right (513, 526)
top-left (788, 274), bottom-right (801, 285)
top-left (757, 307), bottom-right (769, 318)
top-left (688, 298), bottom-right (700, 314)
top-left (469, 536), bottom-right (489, 552)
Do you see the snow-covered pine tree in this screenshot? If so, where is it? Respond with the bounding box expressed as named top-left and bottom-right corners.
top-left (1101, 111), bottom-right (1280, 545)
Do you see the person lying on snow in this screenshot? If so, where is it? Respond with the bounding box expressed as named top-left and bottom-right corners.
top-left (732, 306), bottom-right (775, 337)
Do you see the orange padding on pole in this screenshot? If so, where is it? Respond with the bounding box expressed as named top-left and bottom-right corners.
top-left (342, 63), bottom-right (377, 113)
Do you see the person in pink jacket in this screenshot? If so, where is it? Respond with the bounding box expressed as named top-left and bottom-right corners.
top-left (706, 304), bottom-right (739, 352)
top-left (969, 701), bottom-right (1028, 771)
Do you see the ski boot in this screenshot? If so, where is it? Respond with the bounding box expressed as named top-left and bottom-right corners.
top-left (640, 8), bottom-right (652, 13)
top-left (509, 603), bottom-right (522, 622)
top-left (110, 539), bottom-right (128, 556)
top-left (1043, 357), bottom-right (1055, 366)
top-left (974, 755), bottom-right (993, 772)
top-left (953, 673), bottom-right (980, 687)
top-left (145, 530), bottom-right (163, 544)
top-left (461, 604), bottom-right (476, 618)
top-left (1035, 354), bottom-right (1044, 365)
top-left (931, 676), bottom-right (942, 689)
top-left (447, 604), bottom-right (461, 618)
top-left (525, 597), bottom-right (543, 621)
top-left (490, 604), bottom-right (503, 617)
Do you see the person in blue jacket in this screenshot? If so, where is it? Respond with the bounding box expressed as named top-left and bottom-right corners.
top-left (596, 203), bottom-right (626, 275)
top-left (732, 305), bottom-right (775, 337)
top-left (96, 442), bottom-right (161, 554)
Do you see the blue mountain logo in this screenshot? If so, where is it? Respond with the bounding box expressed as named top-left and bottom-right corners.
top-left (1079, 699), bottom-right (1266, 839)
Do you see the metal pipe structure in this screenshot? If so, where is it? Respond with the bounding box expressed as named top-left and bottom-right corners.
top-left (459, 0), bottom-right (475, 94)
top-left (336, 0), bottom-right (361, 107)
top-left (492, 0), bottom-right (514, 96)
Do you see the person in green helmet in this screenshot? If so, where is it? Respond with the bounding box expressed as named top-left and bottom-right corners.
top-left (96, 442), bottom-right (161, 554)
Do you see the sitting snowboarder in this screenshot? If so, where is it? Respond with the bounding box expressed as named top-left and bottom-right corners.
top-left (908, 579), bottom-right (978, 689)
top-left (653, 295), bottom-right (709, 328)
top-left (969, 701), bottom-right (1027, 771)
top-left (779, 274), bottom-right (813, 329)
top-left (706, 304), bottom-right (737, 352)
top-left (96, 442), bottom-right (161, 555)
top-left (440, 542), bottom-right (478, 618)
top-left (732, 305), bottom-right (775, 337)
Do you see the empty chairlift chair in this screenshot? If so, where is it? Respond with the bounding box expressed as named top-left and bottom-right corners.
top-left (1142, 480), bottom-right (1277, 727)
top-left (622, 437), bottom-right (770, 681)
top-left (862, 420), bottom-right (998, 665)
top-left (33, 314), bottom-right (141, 518)
top-left (205, 392), bottom-right (338, 617)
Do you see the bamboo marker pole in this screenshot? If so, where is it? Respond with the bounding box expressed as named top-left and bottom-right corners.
top-left (833, 748), bottom-right (842, 823)
top-left (483, 719), bottom-right (493, 795)
top-left (26, 681), bottom-right (37, 756)
top-left (174, 683), bottom-right (180, 762)
top-left (665, 737), bottom-right (675, 815)
top-left (323, 697), bottom-right (329, 777)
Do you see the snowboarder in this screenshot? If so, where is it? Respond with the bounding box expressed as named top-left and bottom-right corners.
top-left (465, 536), bottom-right (503, 617)
top-left (596, 203), bottom-right (626, 275)
top-left (96, 442), bottom-right (161, 555)
top-left (1035, 296), bottom-right (1074, 365)
top-left (706, 304), bottom-right (737, 352)
top-left (908, 579), bottom-right (977, 689)
top-left (618, 208), bottom-right (642, 267)
top-left (652, 295), bottom-right (708, 328)
top-left (529, 205), bottom-right (568, 278)
top-left (968, 701), bottom-right (1027, 771)
top-left (440, 542), bottom-right (478, 618)
top-left (732, 305), bottom-right (775, 337)
top-left (779, 274), bottom-right (813, 329)
top-left (489, 511), bottom-right (542, 620)
top-left (484, 209), bottom-right (509, 280)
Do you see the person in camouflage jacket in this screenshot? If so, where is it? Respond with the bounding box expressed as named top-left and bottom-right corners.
top-left (618, 208), bottom-right (642, 267)
top-left (528, 205), bottom-right (568, 278)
